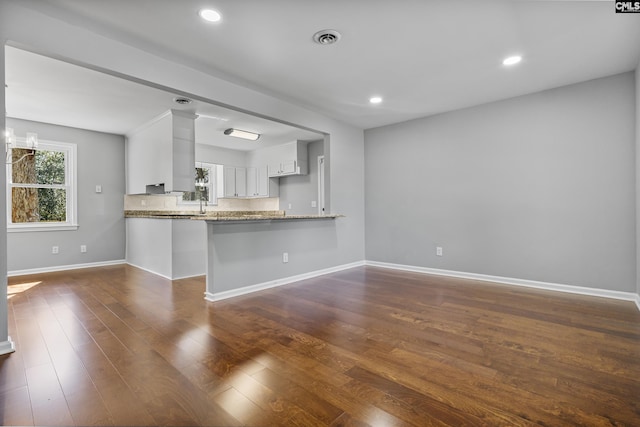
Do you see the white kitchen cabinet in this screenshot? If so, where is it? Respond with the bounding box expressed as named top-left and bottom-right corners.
top-left (259, 141), bottom-right (308, 177)
top-left (246, 167), bottom-right (257, 196)
top-left (257, 166), bottom-right (273, 197)
top-left (246, 166), bottom-right (279, 197)
top-left (127, 109), bottom-right (197, 193)
top-left (222, 166), bottom-right (246, 198)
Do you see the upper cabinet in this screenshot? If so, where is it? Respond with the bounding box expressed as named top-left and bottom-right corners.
top-left (219, 165), bottom-right (278, 198)
top-left (222, 166), bottom-right (247, 198)
top-left (248, 141), bottom-right (308, 178)
top-left (126, 109), bottom-right (197, 193)
top-left (199, 140), bottom-right (309, 199)
top-left (247, 166), bottom-right (278, 198)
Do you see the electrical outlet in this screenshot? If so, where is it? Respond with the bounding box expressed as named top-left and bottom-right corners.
top-left (95, 185), bottom-right (102, 193)
top-left (436, 246), bottom-right (443, 257)
top-left (52, 246), bottom-right (59, 254)
top-left (311, 201), bottom-right (317, 208)
top-left (80, 245), bottom-right (87, 253)
top-left (288, 203), bottom-right (292, 210)
top-left (283, 252), bottom-right (289, 263)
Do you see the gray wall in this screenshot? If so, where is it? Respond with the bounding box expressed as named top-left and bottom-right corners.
top-left (365, 72), bottom-right (636, 293)
top-left (7, 119), bottom-right (126, 272)
top-left (278, 139), bottom-right (324, 215)
top-left (126, 218), bottom-right (173, 278)
top-left (171, 219), bottom-right (207, 278)
top-left (208, 219), bottom-right (340, 293)
top-left (126, 218), bottom-right (206, 279)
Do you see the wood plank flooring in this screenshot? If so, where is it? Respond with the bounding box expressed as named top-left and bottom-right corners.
top-left (1, 264), bottom-right (639, 426)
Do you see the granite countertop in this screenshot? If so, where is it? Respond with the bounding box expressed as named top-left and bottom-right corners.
top-left (125, 210), bottom-right (342, 221)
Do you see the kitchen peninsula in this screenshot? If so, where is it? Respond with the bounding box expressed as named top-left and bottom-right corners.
top-left (125, 205), bottom-right (342, 301)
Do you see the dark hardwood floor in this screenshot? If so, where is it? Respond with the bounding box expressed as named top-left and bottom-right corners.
top-left (1, 264), bottom-right (639, 426)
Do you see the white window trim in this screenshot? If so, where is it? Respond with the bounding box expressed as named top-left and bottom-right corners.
top-left (6, 138), bottom-right (78, 232)
top-left (178, 162), bottom-right (218, 206)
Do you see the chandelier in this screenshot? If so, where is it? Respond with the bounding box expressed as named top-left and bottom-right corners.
top-left (4, 128), bottom-right (38, 165)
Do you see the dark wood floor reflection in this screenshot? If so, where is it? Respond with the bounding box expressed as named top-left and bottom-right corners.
top-left (1, 265), bottom-right (639, 426)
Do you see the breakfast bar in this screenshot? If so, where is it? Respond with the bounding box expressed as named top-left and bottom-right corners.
top-left (125, 210), bottom-right (342, 300)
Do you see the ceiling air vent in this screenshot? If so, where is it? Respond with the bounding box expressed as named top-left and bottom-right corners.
top-left (173, 97), bottom-right (192, 105)
top-left (313, 29), bottom-right (341, 45)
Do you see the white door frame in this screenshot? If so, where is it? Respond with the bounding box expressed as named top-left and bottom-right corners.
top-left (317, 155), bottom-right (325, 215)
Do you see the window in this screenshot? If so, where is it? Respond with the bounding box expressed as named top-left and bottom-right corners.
top-left (7, 139), bottom-right (77, 232)
top-left (180, 162), bottom-right (217, 206)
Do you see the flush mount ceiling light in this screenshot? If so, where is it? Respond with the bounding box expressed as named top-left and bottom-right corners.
top-left (313, 29), bottom-right (342, 45)
top-left (224, 128), bottom-right (260, 141)
top-left (173, 97), bottom-right (192, 105)
top-left (369, 96), bottom-right (383, 104)
top-left (502, 55), bottom-right (522, 66)
top-left (199, 9), bottom-right (222, 22)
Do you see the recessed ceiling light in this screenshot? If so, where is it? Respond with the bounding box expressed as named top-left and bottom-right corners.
top-left (502, 55), bottom-right (522, 66)
top-left (199, 9), bottom-right (221, 23)
top-left (369, 96), bottom-right (383, 104)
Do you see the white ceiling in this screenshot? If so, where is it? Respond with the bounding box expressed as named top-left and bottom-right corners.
top-left (10, 0), bottom-right (640, 131)
top-left (5, 46), bottom-right (323, 150)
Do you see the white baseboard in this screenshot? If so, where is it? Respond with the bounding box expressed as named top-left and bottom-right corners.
top-left (125, 263), bottom-right (205, 281)
top-left (204, 261), bottom-right (366, 302)
top-left (366, 260), bottom-right (640, 309)
top-left (0, 336), bottom-right (15, 355)
top-left (173, 273), bottom-right (207, 280)
top-left (8, 260), bottom-right (126, 277)
top-left (125, 262), bottom-right (172, 280)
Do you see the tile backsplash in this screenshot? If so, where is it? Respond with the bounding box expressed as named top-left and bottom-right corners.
top-left (124, 194), bottom-right (279, 212)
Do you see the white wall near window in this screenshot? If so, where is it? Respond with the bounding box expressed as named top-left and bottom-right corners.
top-left (6, 118), bottom-right (126, 273)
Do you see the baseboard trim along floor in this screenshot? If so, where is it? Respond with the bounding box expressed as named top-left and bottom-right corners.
top-left (14, 257), bottom-right (636, 313)
top-left (0, 336), bottom-right (15, 356)
top-left (204, 261), bottom-right (367, 302)
top-left (366, 260), bottom-right (640, 311)
top-left (8, 259), bottom-right (127, 277)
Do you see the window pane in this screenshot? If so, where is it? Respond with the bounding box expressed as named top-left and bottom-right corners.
top-left (36, 150), bottom-right (66, 185)
top-left (11, 187), bottom-right (39, 222)
top-left (38, 188), bottom-right (67, 221)
top-left (11, 187), bottom-right (66, 223)
top-left (11, 149), bottom-right (37, 184)
top-left (196, 187), bottom-right (209, 202)
top-left (182, 167), bottom-right (211, 202)
top-left (195, 167), bottom-right (210, 184)
top-left (11, 149), bottom-right (65, 185)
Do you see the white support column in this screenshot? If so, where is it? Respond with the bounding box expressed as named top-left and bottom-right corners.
top-left (0, 42), bottom-right (16, 355)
